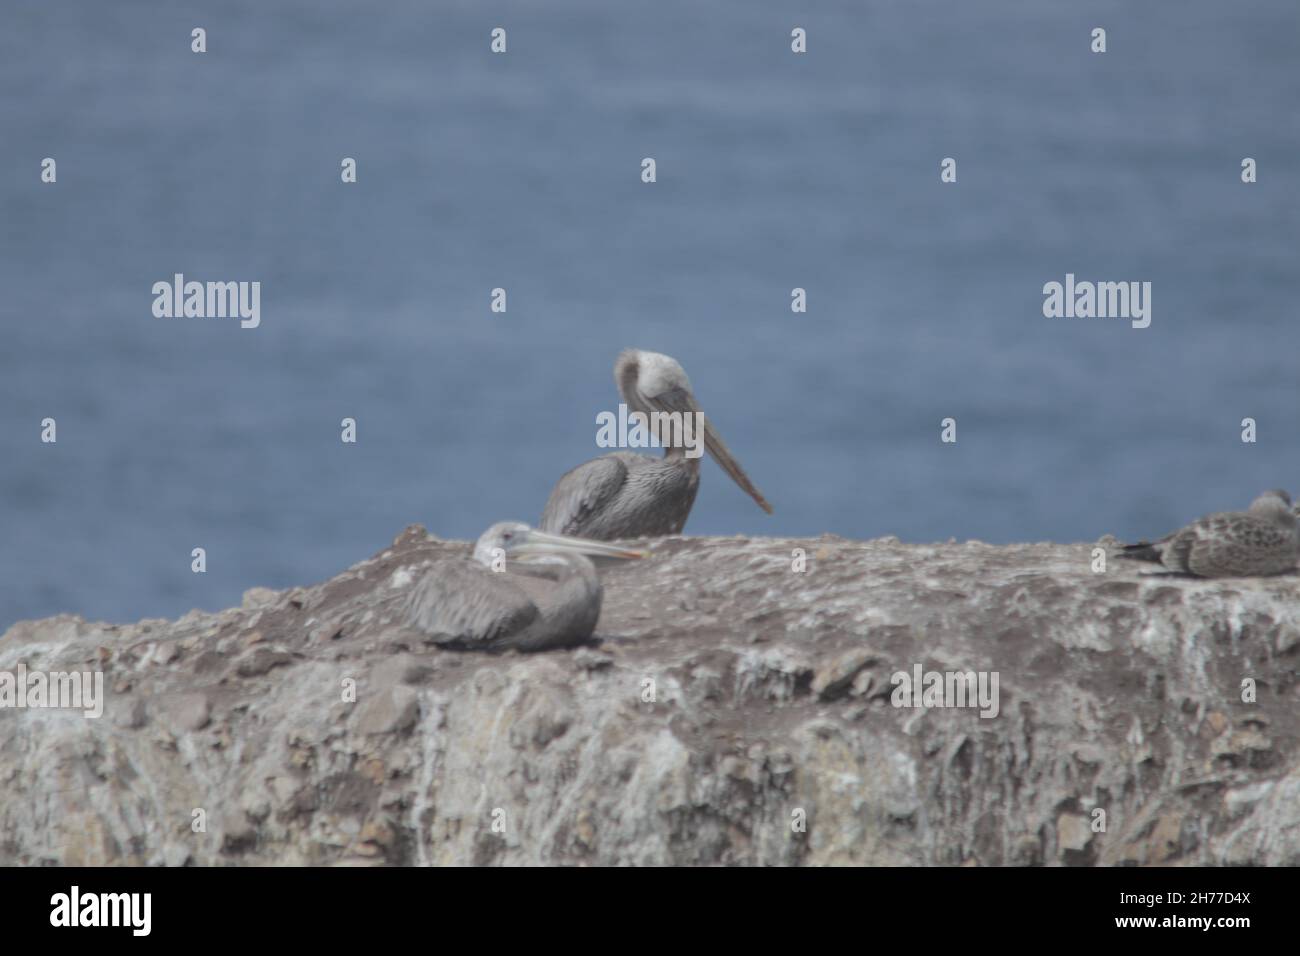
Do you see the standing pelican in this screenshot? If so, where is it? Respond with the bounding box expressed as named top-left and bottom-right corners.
top-left (540, 349), bottom-right (773, 539)
top-left (1115, 489), bottom-right (1299, 577)
top-left (405, 522), bottom-right (643, 652)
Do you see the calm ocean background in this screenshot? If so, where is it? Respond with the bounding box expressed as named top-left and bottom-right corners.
top-left (2, 0), bottom-right (1297, 626)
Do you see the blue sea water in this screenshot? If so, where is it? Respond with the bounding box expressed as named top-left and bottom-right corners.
top-left (1, 0), bottom-right (1297, 626)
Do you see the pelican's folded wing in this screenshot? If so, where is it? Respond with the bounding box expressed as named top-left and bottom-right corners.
top-left (539, 454), bottom-right (629, 537)
top-left (405, 561), bottom-right (539, 649)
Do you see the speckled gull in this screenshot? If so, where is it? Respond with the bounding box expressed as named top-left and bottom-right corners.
top-left (1116, 489), bottom-right (1299, 578)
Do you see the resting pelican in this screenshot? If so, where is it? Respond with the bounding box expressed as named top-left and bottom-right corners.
top-left (405, 522), bottom-right (644, 652)
top-left (540, 349), bottom-right (773, 539)
top-left (1115, 489), bottom-right (1299, 577)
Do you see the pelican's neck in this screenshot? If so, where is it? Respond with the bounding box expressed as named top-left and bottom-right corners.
top-left (616, 353), bottom-right (641, 412)
top-left (616, 353), bottom-right (698, 467)
top-left (516, 552), bottom-right (599, 588)
top-left (662, 445), bottom-right (700, 469)
top-left (516, 553), bottom-right (602, 651)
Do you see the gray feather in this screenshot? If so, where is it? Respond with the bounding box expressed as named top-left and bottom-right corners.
top-left (406, 561), bottom-right (539, 649)
top-left (540, 451), bottom-right (699, 539)
top-left (539, 455), bottom-right (631, 537)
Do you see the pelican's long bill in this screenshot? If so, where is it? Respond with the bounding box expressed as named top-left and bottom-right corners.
top-left (702, 417), bottom-right (773, 515)
top-left (511, 528), bottom-right (648, 562)
top-left (643, 382), bottom-right (773, 516)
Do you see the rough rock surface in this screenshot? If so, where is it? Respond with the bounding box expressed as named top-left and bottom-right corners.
top-left (2, 526), bottom-right (1298, 866)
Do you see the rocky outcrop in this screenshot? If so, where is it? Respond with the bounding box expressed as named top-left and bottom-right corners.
top-left (2, 527), bottom-right (1297, 866)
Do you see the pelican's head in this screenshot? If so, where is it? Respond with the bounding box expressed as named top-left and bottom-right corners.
top-left (473, 521), bottom-right (647, 569)
top-left (614, 348), bottom-right (774, 515)
top-left (617, 349), bottom-right (693, 400)
top-left (1248, 489), bottom-right (1293, 521)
